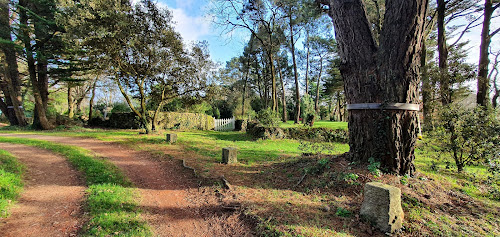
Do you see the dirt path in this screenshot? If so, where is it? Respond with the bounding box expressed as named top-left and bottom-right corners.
top-left (0, 143), bottom-right (85, 237)
top-left (0, 133), bottom-right (252, 236)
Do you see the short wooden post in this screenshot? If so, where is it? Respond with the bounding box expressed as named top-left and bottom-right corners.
top-left (166, 133), bottom-right (177, 143)
top-left (222, 147), bottom-right (237, 164)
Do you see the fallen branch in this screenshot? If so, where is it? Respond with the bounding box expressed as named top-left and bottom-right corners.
top-left (295, 173), bottom-right (307, 187)
top-left (182, 159), bottom-right (197, 176)
top-left (221, 175), bottom-right (232, 190)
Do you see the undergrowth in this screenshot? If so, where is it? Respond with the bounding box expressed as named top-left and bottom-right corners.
top-left (0, 149), bottom-right (24, 218)
top-left (0, 137), bottom-right (151, 236)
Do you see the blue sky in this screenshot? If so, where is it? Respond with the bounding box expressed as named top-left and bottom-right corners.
top-left (154, 0), bottom-right (498, 67)
top-left (155, 0), bottom-right (246, 64)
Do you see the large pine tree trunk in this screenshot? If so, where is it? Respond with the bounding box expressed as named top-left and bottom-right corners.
top-left (322, 0), bottom-right (427, 175)
top-left (477, 0), bottom-right (494, 107)
top-left (437, 0), bottom-right (450, 105)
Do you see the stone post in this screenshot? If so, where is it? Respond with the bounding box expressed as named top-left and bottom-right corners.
top-left (360, 182), bottom-right (404, 233)
top-left (166, 133), bottom-right (177, 143)
top-left (222, 147), bottom-right (237, 164)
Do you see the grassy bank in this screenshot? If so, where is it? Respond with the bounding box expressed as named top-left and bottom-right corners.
top-left (0, 137), bottom-right (151, 236)
top-left (0, 149), bottom-right (24, 218)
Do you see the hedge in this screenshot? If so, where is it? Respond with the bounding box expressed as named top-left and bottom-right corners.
top-left (89, 112), bottom-right (214, 131)
top-left (246, 122), bottom-right (348, 143)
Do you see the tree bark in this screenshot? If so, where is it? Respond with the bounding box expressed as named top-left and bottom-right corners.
top-left (321, 0), bottom-right (427, 175)
top-left (477, 0), bottom-right (495, 107)
top-left (437, 0), bottom-right (450, 105)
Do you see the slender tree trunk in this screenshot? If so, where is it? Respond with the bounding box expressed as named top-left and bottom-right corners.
top-left (269, 53), bottom-right (277, 112)
top-left (278, 65), bottom-right (287, 122)
top-left (315, 57), bottom-right (323, 113)
top-left (0, 0), bottom-right (27, 126)
top-left (19, 0), bottom-right (52, 130)
top-left (421, 40), bottom-right (433, 130)
top-left (477, 0), bottom-right (495, 107)
top-left (305, 32), bottom-right (310, 96)
top-left (437, 0), bottom-right (450, 105)
top-left (242, 58), bottom-right (250, 117)
top-left (88, 76), bottom-right (98, 119)
top-left (67, 86), bottom-right (74, 118)
top-left (322, 0), bottom-right (427, 175)
top-left (290, 14), bottom-right (300, 124)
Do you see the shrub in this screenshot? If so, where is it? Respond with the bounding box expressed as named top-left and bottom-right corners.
top-left (431, 105), bottom-right (500, 172)
top-left (256, 108), bottom-right (281, 127)
top-left (300, 94), bottom-right (317, 126)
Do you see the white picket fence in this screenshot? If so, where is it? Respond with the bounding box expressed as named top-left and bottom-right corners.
top-left (214, 117), bottom-right (235, 131)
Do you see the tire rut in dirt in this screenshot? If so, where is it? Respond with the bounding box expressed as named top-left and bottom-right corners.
top-left (0, 143), bottom-right (86, 237)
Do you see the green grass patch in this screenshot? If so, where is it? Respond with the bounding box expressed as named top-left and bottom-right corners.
top-left (280, 121), bottom-right (348, 129)
top-left (0, 149), bottom-right (24, 218)
top-left (177, 131), bottom-right (349, 164)
top-left (83, 184), bottom-right (151, 236)
top-left (0, 137), bottom-right (151, 236)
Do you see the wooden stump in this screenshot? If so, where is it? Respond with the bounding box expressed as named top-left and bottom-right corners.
top-left (222, 147), bottom-right (237, 164)
top-left (166, 133), bottom-right (177, 143)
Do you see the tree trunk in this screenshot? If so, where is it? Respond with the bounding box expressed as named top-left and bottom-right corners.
top-left (0, 82), bottom-right (17, 125)
top-left (290, 14), bottom-right (300, 124)
top-left (88, 76), bottom-right (98, 119)
top-left (315, 57), bottom-right (323, 113)
top-left (269, 53), bottom-right (277, 112)
top-left (67, 86), bottom-right (75, 118)
top-left (278, 65), bottom-right (287, 122)
top-left (437, 0), bottom-right (450, 105)
top-left (477, 0), bottom-right (494, 107)
top-left (0, 1), bottom-right (27, 126)
top-left (421, 40), bottom-right (433, 130)
top-left (19, 0), bottom-right (52, 130)
top-left (242, 59), bottom-right (250, 117)
top-left (305, 32), bottom-right (310, 96)
top-left (322, 0), bottom-right (427, 175)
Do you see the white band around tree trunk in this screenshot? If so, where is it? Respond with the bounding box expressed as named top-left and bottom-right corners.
top-left (346, 103), bottom-right (420, 111)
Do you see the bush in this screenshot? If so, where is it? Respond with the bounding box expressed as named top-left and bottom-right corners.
top-left (431, 105), bottom-right (500, 172)
top-left (300, 94), bottom-right (317, 126)
top-left (256, 108), bottom-right (281, 127)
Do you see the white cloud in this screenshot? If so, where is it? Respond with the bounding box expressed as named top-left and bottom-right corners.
top-left (169, 7), bottom-right (212, 43)
top-left (175, 0), bottom-right (194, 9)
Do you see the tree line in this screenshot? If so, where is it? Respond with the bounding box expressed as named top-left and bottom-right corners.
top-left (0, 0), bottom-right (498, 174)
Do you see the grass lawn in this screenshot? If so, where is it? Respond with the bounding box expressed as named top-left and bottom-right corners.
top-left (280, 120), bottom-right (348, 129)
